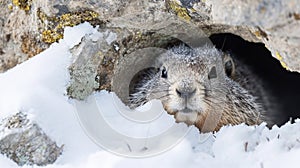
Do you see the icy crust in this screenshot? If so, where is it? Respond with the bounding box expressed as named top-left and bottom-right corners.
top-left (0, 23), bottom-right (299, 168)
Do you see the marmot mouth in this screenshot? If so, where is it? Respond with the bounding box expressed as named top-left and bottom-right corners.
top-left (179, 108), bottom-right (193, 113)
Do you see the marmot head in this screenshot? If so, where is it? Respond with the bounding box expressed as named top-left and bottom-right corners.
top-left (148, 44), bottom-right (235, 124)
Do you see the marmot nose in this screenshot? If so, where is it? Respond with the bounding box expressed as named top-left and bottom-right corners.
top-left (176, 88), bottom-right (196, 98)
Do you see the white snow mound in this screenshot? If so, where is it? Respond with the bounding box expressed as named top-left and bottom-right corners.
top-left (0, 22), bottom-right (299, 168)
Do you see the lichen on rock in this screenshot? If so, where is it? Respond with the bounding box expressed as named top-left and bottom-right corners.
top-left (165, 0), bottom-right (192, 21)
top-left (0, 0), bottom-right (299, 74)
top-left (38, 9), bottom-right (103, 43)
top-left (12, 0), bottom-right (32, 12)
top-left (0, 112), bottom-right (63, 166)
top-left (67, 28), bottom-right (113, 100)
top-left (0, 0), bottom-right (300, 166)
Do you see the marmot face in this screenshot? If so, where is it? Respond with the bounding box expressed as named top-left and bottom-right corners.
top-left (129, 44), bottom-right (270, 131)
top-left (148, 45), bottom-right (234, 125)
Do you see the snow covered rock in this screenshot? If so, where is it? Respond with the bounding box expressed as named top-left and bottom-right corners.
top-left (0, 112), bottom-right (63, 166)
top-left (1, 0), bottom-right (300, 73)
top-left (0, 22), bottom-right (300, 168)
top-left (67, 27), bottom-right (104, 100)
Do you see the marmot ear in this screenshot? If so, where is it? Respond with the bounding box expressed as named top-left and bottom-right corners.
top-left (223, 53), bottom-right (235, 78)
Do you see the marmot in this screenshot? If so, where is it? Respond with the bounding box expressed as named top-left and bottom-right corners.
top-left (128, 44), bottom-right (275, 132)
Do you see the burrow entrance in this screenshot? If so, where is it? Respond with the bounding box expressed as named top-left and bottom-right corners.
top-left (210, 33), bottom-right (300, 126)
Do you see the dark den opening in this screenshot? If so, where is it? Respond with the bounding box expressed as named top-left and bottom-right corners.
top-left (210, 33), bottom-right (300, 126)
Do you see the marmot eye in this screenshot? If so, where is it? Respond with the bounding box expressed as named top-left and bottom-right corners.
top-left (161, 66), bottom-right (168, 78)
top-left (208, 66), bottom-right (217, 79)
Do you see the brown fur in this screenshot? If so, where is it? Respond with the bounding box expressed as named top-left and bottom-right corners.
top-left (129, 44), bottom-right (272, 132)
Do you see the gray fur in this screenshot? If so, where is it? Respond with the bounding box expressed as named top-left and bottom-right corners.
top-left (128, 44), bottom-right (274, 131)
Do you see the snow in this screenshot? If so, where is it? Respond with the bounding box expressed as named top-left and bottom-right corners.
top-left (0, 22), bottom-right (300, 168)
top-left (104, 31), bottom-right (117, 45)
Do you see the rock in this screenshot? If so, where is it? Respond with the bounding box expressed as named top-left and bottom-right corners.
top-left (0, 0), bottom-right (299, 165)
top-left (0, 112), bottom-right (63, 166)
top-left (0, 0), bottom-right (105, 73)
top-left (177, 0), bottom-right (300, 71)
top-left (67, 30), bottom-right (110, 100)
top-left (0, 0), bottom-right (47, 73)
top-left (67, 11), bottom-right (208, 100)
top-left (0, 0), bottom-right (299, 96)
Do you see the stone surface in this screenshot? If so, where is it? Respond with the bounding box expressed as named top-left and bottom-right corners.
top-left (180, 0), bottom-right (300, 71)
top-left (205, 0), bottom-right (300, 71)
top-left (68, 12), bottom-right (213, 100)
top-left (0, 0), bottom-right (299, 165)
top-left (67, 30), bottom-right (111, 99)
top-left (0, 1), bottom-right (299, 96)
top-left (0, 0), bottom-right (105, 73)
top-left (0, 0), bottom-right (293, 100)
top-left (0, 112), bottom-right (63, 166)
top-left (0, 0), bottom-right (299, 73)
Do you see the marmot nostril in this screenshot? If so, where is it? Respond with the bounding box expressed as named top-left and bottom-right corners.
top-left (128, 44), bottom-right (277, 132)
top-left (176, 88), bottom-right (196, 98)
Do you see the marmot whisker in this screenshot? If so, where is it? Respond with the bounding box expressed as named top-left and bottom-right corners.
top-left (128, 44), bottom-right (276, 132)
